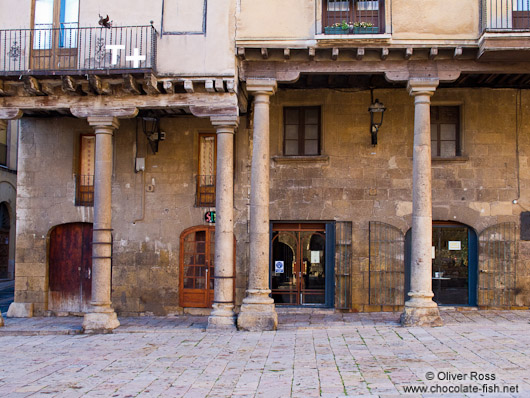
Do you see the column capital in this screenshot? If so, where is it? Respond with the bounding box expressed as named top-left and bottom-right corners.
top-left (210, 115), bottom-right (239, 131)
top-left (0, 108), bottom-right (23, 120)
top-left (87, 116), bottom-right (120, 131)
top-left (407, 78), bottom-right (439, 97)
top-left (246, 78), bottom-right (277, 95)
top-left (70, 106), bottom-right (138, 119)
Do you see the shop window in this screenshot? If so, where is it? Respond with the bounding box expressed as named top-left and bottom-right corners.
top-left (283, 107), bottom-right (321, 156)
top-left (76, 134), bottom-right (95, 206)
top-left (197, 133), bottom-right (216, 207)
top-left (430, 106), bottom-right (461, 158)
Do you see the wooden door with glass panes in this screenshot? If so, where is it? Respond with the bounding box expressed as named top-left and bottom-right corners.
top-left (31, 0), bottom-right (79, 70)
top-left (179, 226), bottom-right (235, 308)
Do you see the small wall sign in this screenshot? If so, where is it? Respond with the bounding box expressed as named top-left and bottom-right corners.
top-left (448, 241), bottom-right (461, 250)
top-left (205, 211), bottom-right (216, 224)
top-left (274, 261), bottom-right (284, 273)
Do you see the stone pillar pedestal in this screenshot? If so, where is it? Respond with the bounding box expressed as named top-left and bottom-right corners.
top-left (237, 79), bottom-right (278, 331)
top-left (208, 116), bottom-right (239, 330)
top-left (401, 79), bottom-right (443, 327)
top-left (82, 117), bottom-right (120, 332)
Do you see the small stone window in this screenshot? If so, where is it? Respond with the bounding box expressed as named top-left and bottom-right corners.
top-left (283, 106), bottom-right (321, 156)
top-left (430, 106), bottom-right (461, 158)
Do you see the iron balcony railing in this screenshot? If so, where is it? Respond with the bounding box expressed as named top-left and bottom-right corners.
top-left (323, 0), bottom-right (385, 34)
top-left (0, 25), bottom-right (156, 76)
top-left (481, 0), bottom-right (530, 31)
top-left (75, 174), bottom-right (94, 207)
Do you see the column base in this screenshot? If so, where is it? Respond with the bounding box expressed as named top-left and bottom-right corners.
top-left (82, 310), bottom-right (120, 333)
top-left (401, 300), bottom-right (443, 327)
top-left (207, 304), bottom-right (237, 330)
top-left (237, 290), bottom-right (277, 331)
top-left (0, 314), bottom-right (4, 327)
top-left (7, 302), bottom-right (34, 318)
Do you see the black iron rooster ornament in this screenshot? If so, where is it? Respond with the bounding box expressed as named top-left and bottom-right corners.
top-left (98, 14), bottom-right (112, 28)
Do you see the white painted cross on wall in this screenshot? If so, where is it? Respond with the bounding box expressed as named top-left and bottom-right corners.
top-left (106, 45), bottom-right (146, 68)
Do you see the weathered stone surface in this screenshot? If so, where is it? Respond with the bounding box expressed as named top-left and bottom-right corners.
top-left (6, 302), bottom-right (34, 318)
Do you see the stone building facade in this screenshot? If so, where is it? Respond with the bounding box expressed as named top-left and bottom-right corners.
top-left (1, 0), bottom-right (530, 330)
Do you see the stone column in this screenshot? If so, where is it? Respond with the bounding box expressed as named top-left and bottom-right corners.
top-left (208, 116), bottom-right (239, 330)
top-left (401, 78), bottom-right (443, 327)
top-left (82, 117), bottom-right (120, 332)
top-left (237, 79), bottom-right (278, 331)
top-left (0, 118), bottom-right (5, 328)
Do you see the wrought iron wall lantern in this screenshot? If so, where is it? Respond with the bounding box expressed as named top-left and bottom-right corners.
top-left (368, 89), bottom-right (386, 146)
top-left (142, 116), bottom-right (165, 154)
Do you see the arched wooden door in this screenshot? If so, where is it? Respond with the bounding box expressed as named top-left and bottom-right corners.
top-left (48, 223), bottom-right (92, 313)
top-left (179, 226), bottom-right (235, 308)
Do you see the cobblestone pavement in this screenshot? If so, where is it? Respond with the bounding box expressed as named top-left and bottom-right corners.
top-left (0, 309), bottom-right (529, 397)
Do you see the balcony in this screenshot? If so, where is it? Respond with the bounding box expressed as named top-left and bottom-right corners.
top-left (323, 0), bottom-right (385, 35)
top-left (481, 0), bottom-right (530, 31)
top-left (0, 25), bottom-right (156, 76)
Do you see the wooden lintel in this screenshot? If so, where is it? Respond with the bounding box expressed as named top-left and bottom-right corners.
top-left (41, 82), bottom-right (56, 96)
top-left (356, 48), bottom-right (365, 61)
top-left (89, 75), bottom-right (111, 95)
top-left (0, 108), bottom-right (23, 119)
top-left (62, 75), bottom-right (80, 95)
top-left (80, 82), bottom-right (94, 96)
top-left (189, 105), bottom-right (239, 119)
top-left (163, 81), bottom-right (174, 94)
top-left (123, 74), bottom-right (141, 95)
top-left (454, 47), bottom-right (463, 59)
top-left (237, 47), bottom-right (246, 60)
top-left (226, 79), bottom-right (236, 93)
top-left (283, 48), bottom-right (291, 60)
top-left (261, 48), bottom-right (269, 59)
top-left (380, 48), bottom-right (389, 60)
top-left (144, 74), bottom-right (161, 95)
top-left (214, 79), bottom-right (225, 92)
top-left (332, 48), bottom-right (339, 61)
top-left (309, 47), bottom-right (316, 60)
top-left (2, 93), bottom-right (238, 115)
top-left (429, 48), bottom-right (438, 60)
top-left (184, 80), bottom-right (194, 93)
top-left (404, 48), bottom-right (413, 60)
top-left (205, 80), bottom-right (215, 93)
top-left (23, 76), bottom-right (43, 96)
top-left (70, 106), bottom-right (139, 119)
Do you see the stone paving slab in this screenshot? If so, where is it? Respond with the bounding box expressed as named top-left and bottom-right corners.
top-left (0, 310), bottom-right (529, 397)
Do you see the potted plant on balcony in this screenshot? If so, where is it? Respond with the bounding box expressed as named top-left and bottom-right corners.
top-left (324, 20), bottom-right (351, 35)
top-left (353, 21), bottom-right (379, 34)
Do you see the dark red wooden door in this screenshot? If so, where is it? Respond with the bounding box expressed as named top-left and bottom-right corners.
top-left (49, 223), bottom-right (92, 313)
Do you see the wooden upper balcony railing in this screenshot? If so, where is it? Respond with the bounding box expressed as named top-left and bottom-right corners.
top-left (323, 0), bottom-right (385, 34)
top-left (0, 25), bottom-right (156, 76)
top-left (481, 0), bottom-right (530, 31)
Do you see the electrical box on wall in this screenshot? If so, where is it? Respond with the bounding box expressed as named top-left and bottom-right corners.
top-left (521, 212), bottom-right (530, 240)
top-left (135, 157), bottom-right (145, 172)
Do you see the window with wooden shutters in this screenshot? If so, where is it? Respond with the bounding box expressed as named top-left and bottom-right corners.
top-left (197, 133), bottom-right (216, 207)
top-left (76, 134), bottom-right (95, 206)
top-left (283, 107), bottom-right (321, 156)
top-left (431, 106), bottom-right (461, 158)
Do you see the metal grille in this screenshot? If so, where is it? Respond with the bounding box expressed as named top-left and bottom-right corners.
top-left (481, 0), bottom-right (530, 31)
top-left (323, 0), bottom-right (385, 34)
top-left (478, 222), bottom-right (517, 307)
top-left (0, 25), bottom-right (156, 76)
top-left (335, 221), bottom-right (352, 309)
top-left (368, 221), bottom-right (404, 306)
top-left (196, 175), bottom-right (216, 207)
top-left (75, 174), bottom-right (94, 206)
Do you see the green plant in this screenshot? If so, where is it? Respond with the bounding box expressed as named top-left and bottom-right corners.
top-left (353, 21), bottom-right (374, 28)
